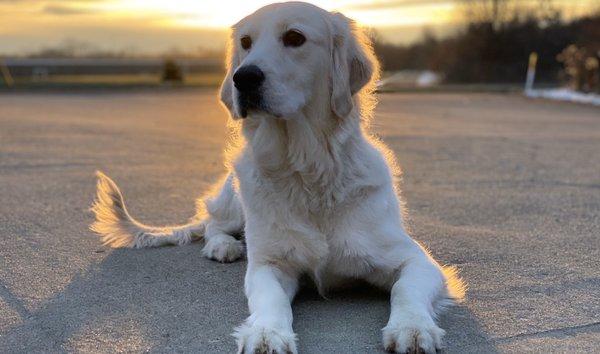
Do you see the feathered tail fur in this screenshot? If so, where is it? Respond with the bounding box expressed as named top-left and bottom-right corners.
top-left (90, 171), bottom-right (205, 248)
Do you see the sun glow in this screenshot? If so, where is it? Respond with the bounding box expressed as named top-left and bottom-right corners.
top-left (96, 0), bottom-right (455, 28)
top-left (3, 0), bottom-right (594, 54)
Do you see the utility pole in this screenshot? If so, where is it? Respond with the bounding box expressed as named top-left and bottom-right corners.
top-left (0, 59), bottom-right (14, 88)
top-left (525, 52), bottom-right (538, 93)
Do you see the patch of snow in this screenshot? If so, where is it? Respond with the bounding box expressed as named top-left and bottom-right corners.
top-left (525, 88), bottom-right (600, 106)
top-left (416, 71), bottom-right (441, 87)
top-left (378, 70), bottom-right (441, 89)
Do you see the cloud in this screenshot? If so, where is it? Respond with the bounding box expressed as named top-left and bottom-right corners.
top-left (0, 0), bottom-right (105, 2)
top-left (346, 0), bottom-right (455, 11)
top-left (43, 4), bottom-right (97, 15)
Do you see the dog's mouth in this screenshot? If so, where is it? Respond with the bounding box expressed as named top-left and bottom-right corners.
top-left (237, 92), bottom-right (266, 118)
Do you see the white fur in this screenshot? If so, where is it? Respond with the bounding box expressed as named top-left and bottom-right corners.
top-left (90, 2), bottom-right (465, 353)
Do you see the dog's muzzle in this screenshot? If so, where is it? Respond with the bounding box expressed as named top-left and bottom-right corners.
top-left (233, 65), bottom-right (265, 118)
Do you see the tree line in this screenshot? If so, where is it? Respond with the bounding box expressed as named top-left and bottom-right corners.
top-left (372, 0), bottom-right (600, 88)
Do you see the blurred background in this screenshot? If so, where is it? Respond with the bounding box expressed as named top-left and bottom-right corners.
top-left (1, 3), bottom-right (600, 352)
top-left (1, 0), bottom-right (598, 96)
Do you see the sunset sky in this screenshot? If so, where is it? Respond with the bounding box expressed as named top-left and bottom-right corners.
top-left (0, 0), bottom-right (596, 55)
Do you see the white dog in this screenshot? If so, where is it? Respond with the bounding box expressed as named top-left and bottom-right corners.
top-left (91, 2), bottom-right (464, 353)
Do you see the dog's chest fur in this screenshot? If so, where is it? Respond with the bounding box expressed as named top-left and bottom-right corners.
top-left (236, 117), bottom-right (388, 281)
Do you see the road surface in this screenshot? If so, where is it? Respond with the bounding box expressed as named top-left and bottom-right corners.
top-left (0, 90), bottom-right (599, 353)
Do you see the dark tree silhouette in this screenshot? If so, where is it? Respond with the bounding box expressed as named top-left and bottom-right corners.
top-left (372, 0), bottom-right (600, 87)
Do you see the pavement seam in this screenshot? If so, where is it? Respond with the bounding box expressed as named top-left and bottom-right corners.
top-left (453, 321), bottom-right (600, 350)
top-left (494, 321), bottom-right (600, 342)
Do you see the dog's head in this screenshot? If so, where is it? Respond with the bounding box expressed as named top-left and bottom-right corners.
top-left (219, 2), bottom-right (378, 120)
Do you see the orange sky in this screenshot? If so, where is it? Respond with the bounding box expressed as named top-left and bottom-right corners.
top-left (0, 0), bottom-right (596, 55)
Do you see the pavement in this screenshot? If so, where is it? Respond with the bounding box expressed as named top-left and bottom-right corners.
top-left (0, 90), bottom-right (598, 353)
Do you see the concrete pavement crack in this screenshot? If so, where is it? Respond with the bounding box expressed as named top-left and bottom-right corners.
top-left (454, 321), bottom-right (600, 350)
top-left (494, 321), bottom-right (600, 342)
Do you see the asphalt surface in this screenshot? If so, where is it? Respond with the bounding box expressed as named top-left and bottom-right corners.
top-left (0, 90), bottom-right (599, 353)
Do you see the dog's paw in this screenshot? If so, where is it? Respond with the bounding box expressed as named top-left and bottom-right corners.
top-left (201, 235), bottom-right (244, 263)
top-left (233, 322), bottom-right (297, 354)
top-left (382, 316), bottom-right (444, 354)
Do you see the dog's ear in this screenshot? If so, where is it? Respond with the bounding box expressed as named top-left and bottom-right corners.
top-left (219, 31), bottom-right (241, 118)
top-left (330, 13), bottom-right (377, 118)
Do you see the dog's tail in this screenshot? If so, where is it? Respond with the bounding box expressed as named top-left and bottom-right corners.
top-left (90, 171), bottom-right (205, 248)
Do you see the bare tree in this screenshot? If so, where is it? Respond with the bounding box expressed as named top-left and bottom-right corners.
top-left (459, 0), bottom-right (511, 27)
top-left (459, 0), bottom-right (559, 27)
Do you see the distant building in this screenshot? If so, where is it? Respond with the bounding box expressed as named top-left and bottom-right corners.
top-left (3, 58), bottom-right (222, 78)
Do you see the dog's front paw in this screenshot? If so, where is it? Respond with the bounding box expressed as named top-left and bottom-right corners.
top-left (382, 315), bottom-right (445, 354)
top-left (201, 235), bottom-right (244, 263)
top-left (233, 322), bottom-right (297, 354)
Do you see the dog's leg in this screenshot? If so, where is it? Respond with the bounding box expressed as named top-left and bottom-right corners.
top-left (346, 189), bottom-right (464, 353)
top-left (382, 249), bottom-right (450, 354)
top-left (200, 174), bottom-right (245, 262)
top-left (234, 263), bottom-right (299, 354)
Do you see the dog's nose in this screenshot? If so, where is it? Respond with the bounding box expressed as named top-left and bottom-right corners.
top-left (233, 65), bottom-right (265, 92)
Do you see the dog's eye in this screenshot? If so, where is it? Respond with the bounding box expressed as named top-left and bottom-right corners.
top-left (240, 36), bottom-right (252, 50)
top-left (282, 30), bottom-right (306, 47)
